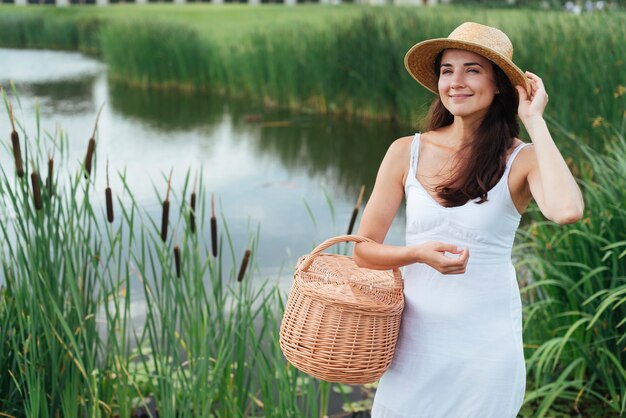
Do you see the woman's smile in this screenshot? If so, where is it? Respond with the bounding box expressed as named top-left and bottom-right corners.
top-left (449, 94), bottom-right (473, 101)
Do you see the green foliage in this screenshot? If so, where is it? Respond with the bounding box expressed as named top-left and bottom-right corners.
top-left (0, 12), bottom-right (101, 54)
top-left (0, 6), bottom-right (625, 152)
top-left (0, 92), bottom-right (327, 417)
top-left (100, 21), bottom-right (215, 89)
top-left (515, 122), bottom-right (626, 416)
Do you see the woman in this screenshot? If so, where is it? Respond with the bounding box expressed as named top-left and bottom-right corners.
top-left (353, 22), bottom-right (584, 417)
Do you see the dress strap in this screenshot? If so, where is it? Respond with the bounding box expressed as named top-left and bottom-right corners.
top-left (410, 132), bottom-right (421, 174)
top-left (505, 142), bottom-right (531, 173)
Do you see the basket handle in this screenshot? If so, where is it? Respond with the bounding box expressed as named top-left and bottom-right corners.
top-left (297, 235), bottom-right (403, 282)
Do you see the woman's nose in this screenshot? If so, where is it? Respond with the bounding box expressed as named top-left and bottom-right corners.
top-left (450, 74), bottom-right (465, 89)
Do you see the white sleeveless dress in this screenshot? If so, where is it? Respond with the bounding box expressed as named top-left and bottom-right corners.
top-left (371, 133), bottom-right (528, 418)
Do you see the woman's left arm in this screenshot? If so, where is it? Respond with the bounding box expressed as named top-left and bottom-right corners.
top-left (516, 71), bottom-right (584, 224)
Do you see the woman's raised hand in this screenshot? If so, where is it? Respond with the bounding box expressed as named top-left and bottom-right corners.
top-left (414, 242), bottom-right (470, 275)
top-left (516, 71), bottom-right (549, 123)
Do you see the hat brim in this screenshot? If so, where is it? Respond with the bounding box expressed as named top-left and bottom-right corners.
top-left (404, 38), bottom-right (531, 97)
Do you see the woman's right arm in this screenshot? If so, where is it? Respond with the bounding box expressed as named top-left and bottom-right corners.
top-left (353, 137), bottom-right (469, 275)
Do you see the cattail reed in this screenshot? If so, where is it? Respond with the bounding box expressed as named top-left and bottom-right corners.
top-left (211, 193), bottom-right (217, 257)
top-left (84, 139), bottom-right (95, 179)
top-left (161, 170), bottom-right (172, 243)
top-left (105, 159), bottom-right (113, 224)
top-left (46, 152), bottom-right (54, 197)
top-left (84, 103), bottom-right (104, 179)
top-left (237, 249), bottom-right (251, 282)
top-left (9, 103), bottom-right (24, 178)
top-left (31, 171), bottom-right (42, 211)
top-left (105, 188), bottom-right (113, 223)
top-left (189, 174), bottom-right (197, 234)
top-left (347, 185), bottom-right (365, 235)
top-left (174, 245), bottom-right (181, 278)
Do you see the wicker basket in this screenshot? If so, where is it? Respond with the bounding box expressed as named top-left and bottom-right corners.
top-left (279, 235), bottom-right (404, 384)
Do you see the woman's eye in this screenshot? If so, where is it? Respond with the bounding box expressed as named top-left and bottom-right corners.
top-left (468, 68), bottom-right (479, 73)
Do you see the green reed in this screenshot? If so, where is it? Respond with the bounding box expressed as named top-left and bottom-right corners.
top-left (99, 21), bottom-right (215, 90)
top-left (0, 93), bottom-right (331, 417)
top-left (514, 119), bottom-right (626, 416)
top-left (0, 11), bottom-right (101, 55)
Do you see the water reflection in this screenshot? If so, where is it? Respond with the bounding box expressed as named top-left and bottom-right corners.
top-left (251, 116), bottom-right (400, 200)
top-left (0, 47), bottom-right (409, 285)
top-left (107, 77), bottom-right (407, 200)
top-left (108, 82), bottom-right (226, 132)
top-left (17, 77), bottom-right (96, 114)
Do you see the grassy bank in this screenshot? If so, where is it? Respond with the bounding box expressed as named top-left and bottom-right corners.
top-left (0, 6), bottom-right (624, 151)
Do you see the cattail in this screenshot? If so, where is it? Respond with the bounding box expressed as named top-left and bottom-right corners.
top-left (189, 193), bottom-right (196, 233)
top-left (84, 138), bottom-right (95, 179)
top-left (46, 152), bottom-right (54, 197)
top-left (84, 103), bottom-right (104, 179)
top-left (161, 170), bottom-right (172, 243)
top-left (347, 185), bottom-right (366, 235)
top-left (105, 159), bottom-right (113, 223)
top-left (31, 170), bottom-right (43, 211)
top-left (105, 188), bottom-right (113, 223)
top-left (211, 193), bottom-right (217, 257)
top-left (173, 245), bottom-right (181, 278)
top-left (189, 174), bottom-right (197, 234)
top-left (161, 200), bottom-right (170, 242)
top-left (8, 103), bottom-right (24, 178)
top-left (237, 249), bottom-right (251, 283)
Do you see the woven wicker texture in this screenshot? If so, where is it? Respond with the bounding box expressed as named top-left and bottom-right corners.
top-left (279, 235), bottom-right (404, 384)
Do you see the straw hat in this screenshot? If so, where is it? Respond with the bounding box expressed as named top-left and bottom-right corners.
top-left (404, 22), bottom-right (530, 96)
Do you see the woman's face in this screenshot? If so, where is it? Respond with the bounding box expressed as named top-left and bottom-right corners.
top-left (437, 49), bottom-right (498, 119)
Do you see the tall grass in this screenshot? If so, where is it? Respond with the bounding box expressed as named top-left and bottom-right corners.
top-left (100, 21), bottom-right (216, 90)
top-left (95, 8), bottom-right (626, 153)
top-left (0, 12), bottom-right (101, 54)
top-left (514, 118), bottom-right (626, 416)
top-left (0, 92), bottom-right (333, 417)
top-left (1, 6), bottom-right (624, 149)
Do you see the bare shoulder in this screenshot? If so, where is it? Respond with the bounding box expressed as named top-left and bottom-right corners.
top-left (388, 135), bottom-right (414, 153)
top-left (385, 135), bottom-right (414, 167)
top-left (382, 135), bottom-right (414, 186)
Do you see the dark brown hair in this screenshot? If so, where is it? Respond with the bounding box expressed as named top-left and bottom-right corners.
top-left (423, 50), bottom-right (520, 207)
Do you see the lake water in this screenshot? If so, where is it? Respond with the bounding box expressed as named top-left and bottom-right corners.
top-left (0, 47), bottom-right (409, 294)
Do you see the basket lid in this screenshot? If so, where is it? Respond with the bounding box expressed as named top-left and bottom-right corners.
top-left (295, 254), bottom-right (404, 313)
